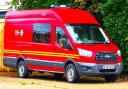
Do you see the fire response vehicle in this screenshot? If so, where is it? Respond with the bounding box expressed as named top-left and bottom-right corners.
top-left (3, 6), bottom-right (123, 83)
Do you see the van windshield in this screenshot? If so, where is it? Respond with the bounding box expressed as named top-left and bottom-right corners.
top-left (66, 24), bottom-right (110, 44)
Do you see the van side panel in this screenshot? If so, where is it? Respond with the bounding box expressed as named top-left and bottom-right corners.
top-left (4, 18), bottom-right (66, 73)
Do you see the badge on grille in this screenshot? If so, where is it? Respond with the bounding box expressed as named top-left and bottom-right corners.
top-left (104, 55), bottom-right (111, 59)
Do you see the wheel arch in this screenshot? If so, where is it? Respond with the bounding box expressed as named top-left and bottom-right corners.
top-left (16, 56), bottom-right (28, 68)
top-left (64, 59), bottom-right (80, 74)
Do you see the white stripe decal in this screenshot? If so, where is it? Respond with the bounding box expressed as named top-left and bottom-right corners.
top-left (4, 56), bottom-right (17, 59)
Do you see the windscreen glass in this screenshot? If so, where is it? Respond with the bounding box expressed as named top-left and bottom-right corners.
top-left (66, 24), bottom-right (110, 44)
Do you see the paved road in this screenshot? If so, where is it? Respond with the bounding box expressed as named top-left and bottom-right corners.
top-left (0, 72), bottom-right (128, 89)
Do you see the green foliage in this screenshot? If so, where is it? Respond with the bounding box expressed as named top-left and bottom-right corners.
top-left (11, 0), bottom-right (74, 10)
top-left (101, 0), bottom-right (128, 73)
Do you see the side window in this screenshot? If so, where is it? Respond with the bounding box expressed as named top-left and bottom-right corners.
top-left (56, 27), bottom-right (72, 50)
top-left (33, 23), bottom-right (51, 43)
top-left (56, 27), bottom-right (67, 44)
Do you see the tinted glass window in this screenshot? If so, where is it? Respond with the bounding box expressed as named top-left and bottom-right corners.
top-left (66, 24), bottom-right (110, 44)
top-left (0, 11), bottom-right (6, 19)
top-left (56, 27), bottom-right (68, 44)
top-left (33, 23), bottom-right (51, 43)
top-left (56, 27), bottom-right (72, 49)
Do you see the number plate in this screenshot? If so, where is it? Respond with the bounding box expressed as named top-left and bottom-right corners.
top-left (103, 65), bottom-right (115, 69)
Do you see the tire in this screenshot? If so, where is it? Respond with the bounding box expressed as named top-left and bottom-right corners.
top-left (104, 75), bottom-right (118, 82)
top-left (18, 61), bottom-right (29, 78)
top-left (65, 64), bottom-right (79, 83)
top-left (54, 73), bottom-right (64, 78)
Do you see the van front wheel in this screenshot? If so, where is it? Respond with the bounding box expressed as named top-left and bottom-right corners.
top-left (65, 64), bottom-right (79, 83)
top-left (18, 61), bottom-right (29, 78)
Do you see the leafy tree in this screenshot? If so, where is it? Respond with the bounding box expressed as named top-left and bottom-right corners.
top-left (11, 0), bottom-right (74, 10)
top-left (101, 0), bottom-right (128, 73)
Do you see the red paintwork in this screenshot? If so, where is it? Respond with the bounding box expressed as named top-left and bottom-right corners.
top-left (4, 7), bottom-right (122, 72)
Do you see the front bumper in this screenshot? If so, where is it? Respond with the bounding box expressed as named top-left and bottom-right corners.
top-left (76, 62), bottom-right (123, 76)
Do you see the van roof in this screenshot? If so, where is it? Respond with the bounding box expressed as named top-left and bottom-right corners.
top-left (6, 8), bottom-right (98, 24)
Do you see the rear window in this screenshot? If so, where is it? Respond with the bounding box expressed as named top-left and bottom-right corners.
top-left (0, 11), bottom-right (6, 19)
top-left (0, 11), bottom-right (7, 22)
top-left (33, 23), bottom-right (51, 43)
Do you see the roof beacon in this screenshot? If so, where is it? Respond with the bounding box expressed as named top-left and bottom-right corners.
top-left (51, 4), bottom-right (70, 8)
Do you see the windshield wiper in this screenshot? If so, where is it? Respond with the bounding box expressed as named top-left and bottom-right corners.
top-left (80, 42), bottom-right (98, 44)
top-left (80, 41), bottom-right (110, 44)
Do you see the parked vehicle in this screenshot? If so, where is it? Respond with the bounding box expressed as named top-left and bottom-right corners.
top-left (3, 6), bottom-right (123, 83)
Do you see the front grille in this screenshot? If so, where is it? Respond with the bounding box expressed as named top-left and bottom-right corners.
top-left (96, 52), bottom-right (117, 62)
top-left (99, 69), bottom-right (116, 72)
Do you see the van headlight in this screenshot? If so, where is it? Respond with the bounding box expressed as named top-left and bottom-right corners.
top-left (78, 48), bottom-right (93, 57)
top-left (117, 50), bottom-right (121, 56)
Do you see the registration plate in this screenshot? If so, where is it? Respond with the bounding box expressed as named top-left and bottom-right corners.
top-left (103, 65), bottom-right (115, 69)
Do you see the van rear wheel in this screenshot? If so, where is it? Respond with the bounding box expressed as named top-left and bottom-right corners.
top-left (18, 61), bottom-right (29, 78)
top-left (65, 64), bottom-right (79, 83)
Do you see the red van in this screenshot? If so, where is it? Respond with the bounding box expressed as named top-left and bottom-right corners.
top-left (3, 7), bottom-right (123, 83)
